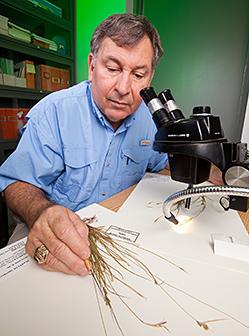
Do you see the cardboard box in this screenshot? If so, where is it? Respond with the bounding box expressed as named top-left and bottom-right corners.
top-left (0, 108), bottom-right (29, 139)
top-left (36, 64), bottom-right (69, 91)
top-left (15, 77), bottom-right (27, 88)
top-left (36, 64), bottom-right (60, 91)
top-left (32, 38), bottom-right (50, 49)
top-left (60, 68), bottom-right (70, 89)
top-left (31, 33), bottom-right (57, 52)
top-left (3, 74), bottom-right (15, 86)
top-left (15, 60), bottom-right (36, 89)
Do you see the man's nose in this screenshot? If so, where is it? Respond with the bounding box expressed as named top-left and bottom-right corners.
top-left (115, 73), bottom-right (131, 96)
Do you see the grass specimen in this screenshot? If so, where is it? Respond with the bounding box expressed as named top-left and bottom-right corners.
top-left (147, 196), bottom-right (207, 224)
top-left (82, 216), bottom-right (249, 335)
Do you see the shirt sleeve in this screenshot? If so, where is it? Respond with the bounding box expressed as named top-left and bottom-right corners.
top-left (0, 102), bottom-right (64, 194)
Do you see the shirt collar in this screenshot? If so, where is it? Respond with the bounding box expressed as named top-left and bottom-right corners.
top-left (86, 80), bottom-right (136, 132)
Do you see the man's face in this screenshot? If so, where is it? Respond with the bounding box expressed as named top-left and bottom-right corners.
top-left (88, 36), bottom-right (154, 129)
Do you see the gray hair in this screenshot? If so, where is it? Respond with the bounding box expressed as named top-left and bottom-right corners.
top-left (90, 13), bottom-right (164, 68)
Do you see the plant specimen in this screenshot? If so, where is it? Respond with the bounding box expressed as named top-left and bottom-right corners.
top-left (82, 216), bottom-right (249, 335)
top-left (146, 196), bottom-right (207, 224)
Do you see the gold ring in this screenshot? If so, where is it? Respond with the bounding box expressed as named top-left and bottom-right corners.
top-left (34, 244), bottom-right (49, 264)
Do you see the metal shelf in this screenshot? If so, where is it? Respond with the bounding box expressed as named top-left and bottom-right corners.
top-left (0, 34), bottom-right (73, 66)
top-left (0, 85), bottom-right (51, 100)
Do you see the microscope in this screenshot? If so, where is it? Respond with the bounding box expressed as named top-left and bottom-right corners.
top-left (140, 87), bottom-right (249, 224)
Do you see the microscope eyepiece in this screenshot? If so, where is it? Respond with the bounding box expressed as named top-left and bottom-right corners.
top-left (158, 89), bottom-right (174, 103)
top-left (139, 87), bottom-right (157, 105)
top-left (159, 89), bottom-right (185, 121)
top-left (140, 87), bottom-right (173, 129)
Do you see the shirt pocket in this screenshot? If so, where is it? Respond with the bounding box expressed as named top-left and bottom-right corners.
top-left (118, 147), bottom-right (150, 187)
top-left (53, 147), bottom-right (98, 204)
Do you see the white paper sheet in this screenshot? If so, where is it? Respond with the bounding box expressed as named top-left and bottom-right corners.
top-left (1, 195), bottom-right (249, 335)
top-left (0, 237), bottom-right (30, 281)
top-left (1, 222), bottom-right (249, 336)
top-left (116, 173), bottom-right (249, 273)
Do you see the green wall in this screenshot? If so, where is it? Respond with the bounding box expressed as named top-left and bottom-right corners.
top-left (76, 0), bottom-right (126, 82)
top-left (75, 0), bottom-right (249, 141)
top-left (143, 0), bottom-right (249, 141)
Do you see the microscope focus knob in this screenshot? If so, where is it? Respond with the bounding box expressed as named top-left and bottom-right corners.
top-left (223, 164), bottom-right (249, 188)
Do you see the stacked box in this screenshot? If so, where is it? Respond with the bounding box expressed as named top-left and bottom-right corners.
top-left (0, 108), bottom-right (29, 139)
top-left (3, 74), bottom-right (15, 86)
top-left (31, 33), bottom-right (58, 52)
top-left (15, 60), bottom-right (35, 89)
top-left (15, 77), bottom-right (27, 88)
top-left (36, 64), bottom-right (69, 91)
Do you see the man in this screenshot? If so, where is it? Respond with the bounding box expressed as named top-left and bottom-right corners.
top-left (0, 14), bottom-right (167, 275)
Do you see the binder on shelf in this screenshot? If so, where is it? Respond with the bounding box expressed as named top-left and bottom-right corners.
top-left (52, 35), bottom-right (66, 55)
top-left (0, 57), bottom-right (14, 75)
top-left (36, 64), bottom-right (69, 91)
top-left (0, 108), bottom-right (29, 140)
top-left (0, 57), bottom-right (26, 87)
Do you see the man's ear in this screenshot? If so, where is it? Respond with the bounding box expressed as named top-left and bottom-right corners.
top-left (88, 53), bottom-right (94, 81)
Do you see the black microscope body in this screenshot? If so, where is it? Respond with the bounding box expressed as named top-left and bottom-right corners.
top-left (140, 87), bottom-right (249, 212)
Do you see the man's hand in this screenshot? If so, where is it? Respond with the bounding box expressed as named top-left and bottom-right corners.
top-left (4, 182), bottom-right (91, 275)
top-left (25, 205), bottom-right (90, 275)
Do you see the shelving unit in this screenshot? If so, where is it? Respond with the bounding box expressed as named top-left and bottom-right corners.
top-left (0, 0), bottom-right (76, 164)
top-left (0, 0), bottom-right (76, 247)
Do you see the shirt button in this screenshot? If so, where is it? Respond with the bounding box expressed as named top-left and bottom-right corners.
top-left (101, 192), bottom-right (107, 196)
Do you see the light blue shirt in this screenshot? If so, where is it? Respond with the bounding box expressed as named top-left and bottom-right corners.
top-left (0, 81), bottom-right (167, 211)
